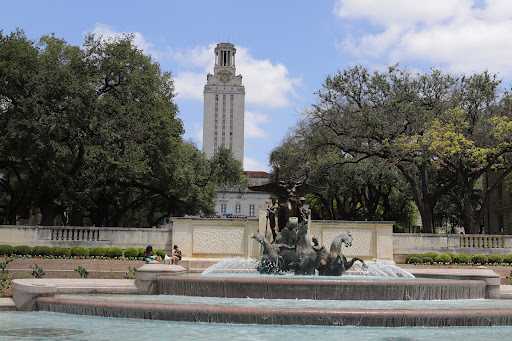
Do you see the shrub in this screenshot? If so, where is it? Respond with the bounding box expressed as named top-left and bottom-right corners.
top-left (71, 247), bottom-right (89, 257)
top-left (422, 252), bottom-right (438, 259)
top-left (105, 247), bottom-right (123, 258)
top-left (39, 246), bottom-right (51, 256)
top-left (471, 254), bottom-right (488, 264)
top-left (447, 253), bottom-right (456, 260)
top-left (421, 256), bottom-right (434, 263)
top-left (31, 246), bottom-right (42, 256)
top-left (453, 254), bottom-right (472, 264)
top-left (13, 245), bottom-right (31, 256)
top-left (405, 254), bottom-right (422, 264)
top-left (50, 247), bottom-right (70, 257)
top-left (503, 254), bottom-right (512, 264)
top-left (0, 245), bottom-right (13, 256)
top-left (137, 248), bottom-right (145, 257)
top-left (488, 254), bottom-right (504, 264)
top-left (406, 256), bottom-right (422, 264)
top-left (31, 246), bottom-right (52, 257)
top-left (123, 248), bottom-right (139, 258)
top-left (435, 254), bottom-right (452, 263)
top-left (89, 247), bottom-right (106, 257)
top-left (154, 249), bottom-right (165, 258)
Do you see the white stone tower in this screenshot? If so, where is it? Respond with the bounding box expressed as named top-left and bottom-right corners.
top-left (203, 43), bottom-right (245, 164)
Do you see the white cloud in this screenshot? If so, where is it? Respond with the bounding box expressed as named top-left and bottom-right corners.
top-left (91, 23), bottom-right (161, 58)
top-left (334, 0), bottom-right (512, 77)
top-left (334, 0), bottom-right (465, 26)
top-left (244, 156), bottom-right (269, 172)
top-left (236, 47), bottom-right (301, 108)
top-left (174, 71), bottom-right (206, 100)
top-left (172, 44), bottom-right (301, 108)
top-left (244, 111), bottom-right (269, 139)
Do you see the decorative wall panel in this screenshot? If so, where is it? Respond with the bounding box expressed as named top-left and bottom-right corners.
top-left (192, 225), bottom-right (245, 255)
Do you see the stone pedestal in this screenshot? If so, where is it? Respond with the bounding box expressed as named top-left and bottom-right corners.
top-left (135, 263), bottom-right (187, 294)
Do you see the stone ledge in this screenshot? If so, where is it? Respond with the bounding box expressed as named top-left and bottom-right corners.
top-left (0, 298), bottom-right (15, 311)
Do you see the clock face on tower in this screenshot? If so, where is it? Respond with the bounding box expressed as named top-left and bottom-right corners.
top-left (220, 72), bottom-right (230, 83)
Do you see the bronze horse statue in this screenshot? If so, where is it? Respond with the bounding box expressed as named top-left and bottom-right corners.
top-left (318, 232), bottom-right (367, 276)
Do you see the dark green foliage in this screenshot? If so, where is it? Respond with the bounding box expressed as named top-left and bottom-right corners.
top-left (88, 247), bottom-right (106, 257)
top-left (137, 248), bottom-right (145, 257)
top-left (435, 254), bottom-right (452, 263)
top-left (405, 254), bottom-right (422, 264)
top-left (154, 249), bottom-right (165, 258)
top-left (503, 254), bottom-right (512, 264)
top-left (13, 245), bottom-right (31, 256)
top-left (422, 252), bottom-right (438, 259)
top-left (454, 254), bottom-right (472, 264)
top-left (71, 247), bottom-right (89, 257)
top-left (105, 248), bottom-right (123, 258)
top-left (38, 246), bottom-right (51, 256)
top-left (488, 254), bottom-right (504, 264)
top-left (0, 245), bottom-right (13, 256)
top-left (0, 30), bottom-right (246, 227)
top-left (50, 247), bottom-right (70, 257)
top-left (447, 253), bottom-right (456, 260)
top-left (123, 248), bottom-right (139, 258)
top-left (471, 254), bottom-right (488, 264)
top-left (30, 246), bottom-right (42, 256)
top-left (421, 256), bottom-right (434, 263)
top-left (406, 256), bottom-right (423, 264)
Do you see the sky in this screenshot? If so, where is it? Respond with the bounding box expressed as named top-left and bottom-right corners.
top-left (2, 0), bottom-right (512, 171)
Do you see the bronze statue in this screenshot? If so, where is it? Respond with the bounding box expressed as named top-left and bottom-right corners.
top-left (249, 166), bottom-right (324, 232)
top-left (250, 166), bottom-right (366, 276)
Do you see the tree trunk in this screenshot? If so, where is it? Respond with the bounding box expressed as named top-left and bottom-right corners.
top-left (69, 208), bottom-right (84, 226)
top-left (40, 200), bottom-right (56, 226)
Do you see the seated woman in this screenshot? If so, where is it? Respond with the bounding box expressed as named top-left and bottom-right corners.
top-left (143, 245), bottom-right (154, 263)
top-left (171, 245), bottom-right (182, 264)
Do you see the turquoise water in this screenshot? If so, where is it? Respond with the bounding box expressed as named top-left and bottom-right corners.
top-left (57, 293), bottom-right (512, 310)
top-left (2, 311), bottom-right (512, 341)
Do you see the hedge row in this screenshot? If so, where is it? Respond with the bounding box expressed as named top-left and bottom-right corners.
top-left (406, 252), bottom-right (512, 265)
top-left (0, 245), bottom-right (166, 259)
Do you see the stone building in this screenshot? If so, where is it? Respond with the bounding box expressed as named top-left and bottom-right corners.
top-left (202, 43), bottom-right (271, 217)
top-left (203, 43), bottom-right (245, 164)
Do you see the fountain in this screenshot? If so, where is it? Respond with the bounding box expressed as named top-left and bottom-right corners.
top-left (9, 173), bottom-right (512, 328)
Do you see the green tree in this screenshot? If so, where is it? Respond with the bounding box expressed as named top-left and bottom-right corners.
top-left (0, 30), bottom-right (246, 226)
top-left (270, 124), bottom-right (414, 226)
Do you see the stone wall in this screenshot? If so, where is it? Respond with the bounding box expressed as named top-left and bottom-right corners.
top-left (0, 218), bottom-right (395, 261)
top-left (172, 217), bottom-right (394, 261)
top-left (394, 233), bottom-right (512, 262)
top-left (0, 225), bottom-right (172, 253)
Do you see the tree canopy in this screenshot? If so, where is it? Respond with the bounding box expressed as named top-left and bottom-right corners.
top-left (296, 65), bottom-right (512, 233)
top-left (0, 29), bottom-right (245, 226)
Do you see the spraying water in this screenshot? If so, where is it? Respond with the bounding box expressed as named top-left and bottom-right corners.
top-left (202, 257), bottom-right (415, 278)
top-left (201, 257), bottom-right (260, 275)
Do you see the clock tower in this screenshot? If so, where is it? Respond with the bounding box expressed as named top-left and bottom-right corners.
top-left (203, 43), bottom-right (245, 164)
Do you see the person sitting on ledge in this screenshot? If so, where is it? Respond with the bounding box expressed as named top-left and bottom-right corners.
top-left (144, 245), bottom-right (154, 263)
top-left (172, 245), bottom-right (182, 264)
